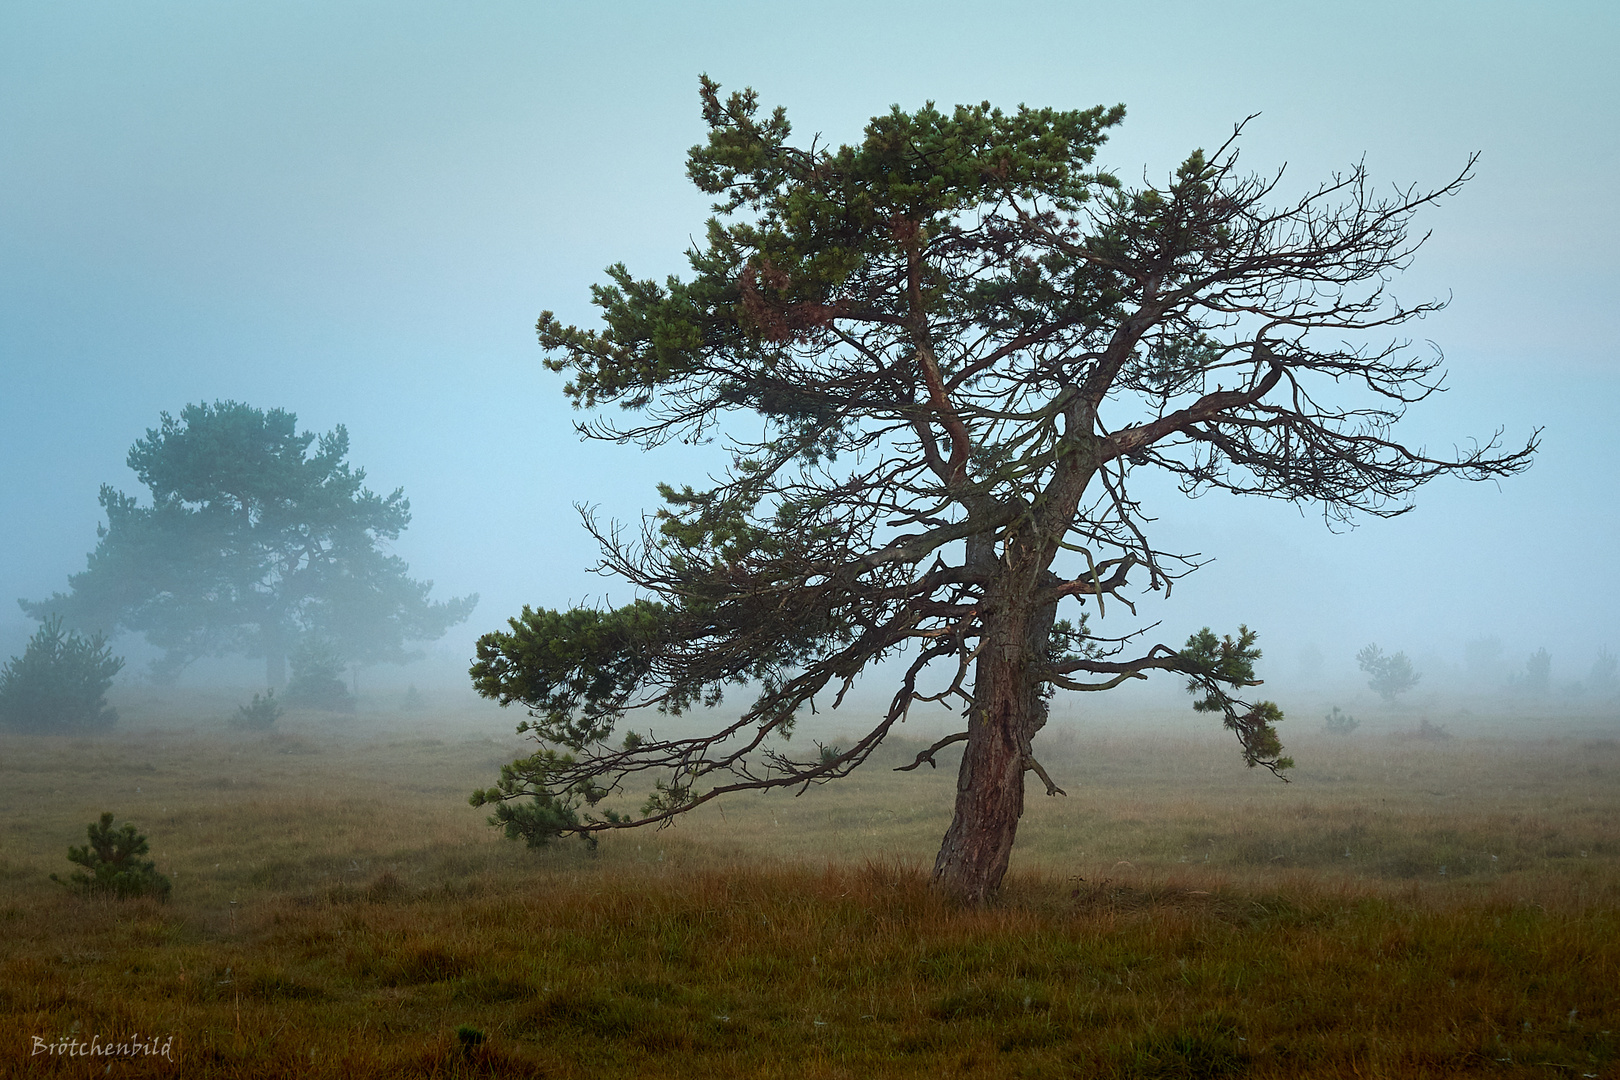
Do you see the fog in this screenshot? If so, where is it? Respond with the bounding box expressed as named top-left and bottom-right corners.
top-left (3, 2), bottom-right (1616, 713)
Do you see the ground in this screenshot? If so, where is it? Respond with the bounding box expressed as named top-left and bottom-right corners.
top-left (1, 688), bottom-right (1616, 1077)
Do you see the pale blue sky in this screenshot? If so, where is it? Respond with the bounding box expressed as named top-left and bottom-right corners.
top-left (3, 1), bottom-right (1615, 691)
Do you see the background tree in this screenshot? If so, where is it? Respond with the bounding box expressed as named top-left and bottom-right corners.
top-left (471, 80), bottom-right (1536, 902)
top-left (1521, 647), bottom-right (1552, 695)
top-left (1591, 647), bottom-right (1617, 695)
top-left (1357, 644), bottom-right (1422, 705)
top-left (22, 401), bottom-right (477, 687)
top-left (0, 616), bottom-right (124, 732)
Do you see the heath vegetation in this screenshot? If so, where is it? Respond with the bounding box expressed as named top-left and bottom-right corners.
top-left (0, 692), bottom-right (1615, 1077)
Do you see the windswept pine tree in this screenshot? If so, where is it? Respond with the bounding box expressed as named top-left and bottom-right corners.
top-left (472, 80), bottom-right (1536, 901)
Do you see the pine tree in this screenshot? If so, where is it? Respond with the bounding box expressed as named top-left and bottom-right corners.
top-left (23, 402), bottom-right (476, 687)
top-left (52, 813), bottom-right (172, 900)
top-left (0, 616), bottom-right (123, 732)
top-left (473, 80), bottom-right (1536, 901)
top-left (1357, 644), bottom-right (1422, 705)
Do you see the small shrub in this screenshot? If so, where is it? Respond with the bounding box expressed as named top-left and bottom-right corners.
top-left (1520, 647), bottom-right (1552, 695)
top-left (455, 1025), bottom-right (485, 1059)
top-left (1323, 706), bottom-right (1360, 735)
top-left (51, 812), bottom-right (171, 900)
top-left (401, 684), bottom-right (426, 711)
top-left (282, 639), bottom-right (354, 712)
top-left (0, 616), bottom-right (124, 733)
top-left (1414, 718), bottom-right (1452, 742)
top-left (234, 689), bottom-right (283, 730)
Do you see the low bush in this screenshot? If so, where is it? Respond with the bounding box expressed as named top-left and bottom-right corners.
top-left (1323, 706), bottom-right (1360, 735)
top-left (50, 812), bottom-right (172, 900)
top-left (283, 640), bottom-right (354, 712)
top-left (235, 689), bottom-right (283, 730)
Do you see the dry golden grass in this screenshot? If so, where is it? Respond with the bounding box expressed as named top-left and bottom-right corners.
top-left (1, 694), bottom-right (1617, 1077)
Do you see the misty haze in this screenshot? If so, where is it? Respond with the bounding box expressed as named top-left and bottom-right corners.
top-left (2, 3), bottom-right (1616, 1077)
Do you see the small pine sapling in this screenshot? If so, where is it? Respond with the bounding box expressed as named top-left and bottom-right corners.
top-left (51, 812), bottom-right (172, 900)
top-left (1323, 706), bottom-right (1360, 735)
top-left (455, 1026), bottom-right (486, 1061)
top-left (234, 689), bottom-right (283, 730)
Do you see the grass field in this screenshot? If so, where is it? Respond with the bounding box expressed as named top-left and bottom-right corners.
top-left (2, 690), bottom-right (1618, 1077)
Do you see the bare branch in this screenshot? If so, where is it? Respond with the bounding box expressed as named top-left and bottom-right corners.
top-left (895, 731), bottom-right (970, 772)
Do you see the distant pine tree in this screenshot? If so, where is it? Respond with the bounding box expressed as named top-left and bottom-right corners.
top-left (0, 616), bottom-right (123, 732)
top-left (1592, 648), bottom-right (1617, 694)
top-left (1521, 648), bottom-right (1551, 695)
top-left (1357, 644), bottom-right (1421, 705)
top-left (282, 638), bottom-right (354, 712)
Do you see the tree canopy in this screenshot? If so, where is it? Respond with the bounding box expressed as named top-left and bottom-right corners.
top-left (24, 401), bottom-right (477, 687)
top-left (470, 80), bottom-right (1536, 901)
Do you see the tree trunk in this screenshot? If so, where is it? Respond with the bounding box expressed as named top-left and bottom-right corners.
top-left (931, 662), bottom-right (1029, 903)
top-left (932, 589), bottom-right (1056, 903)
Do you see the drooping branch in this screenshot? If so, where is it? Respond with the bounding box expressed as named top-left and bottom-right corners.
top-left (1023, 752), bottom-right (1067, 797)
top-left (896, 731), bottom-right (970, 772)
